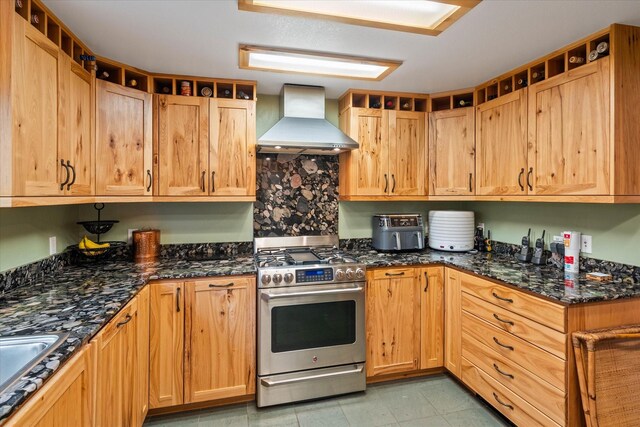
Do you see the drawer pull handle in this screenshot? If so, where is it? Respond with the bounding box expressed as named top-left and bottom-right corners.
top-left (385, 272), bottom-right (405, 277)
top-left (493, 313), bottom-right (514, 326)
top-left (493, 392), bottom-right (514, 410)
top-left (492, 292), bottom-right (513, 303)
top-left (493, 363), bottom-right (514, 379)
top-left (493, 337), bottom-right (514, 351)
top-left (116, 314), bottom-right (132, 328)
top-left (209, 282), bottom-right (234, 288)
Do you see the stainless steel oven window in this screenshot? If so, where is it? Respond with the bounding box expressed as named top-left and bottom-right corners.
top-left (271, 300), bottom-right (356, 353)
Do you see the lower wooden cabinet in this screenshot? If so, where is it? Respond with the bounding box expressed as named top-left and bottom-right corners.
top-left (149, 275), bottom-right (256, 409)
top-left (444, 268), bottom-right (462, 377)
top-left (4, 345), bottom-right (94, 427)
top-left (366, 266), bottom-right (444, 379)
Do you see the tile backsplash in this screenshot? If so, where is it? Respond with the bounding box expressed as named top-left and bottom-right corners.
top-left (253, 154), bottom-right (339, 237)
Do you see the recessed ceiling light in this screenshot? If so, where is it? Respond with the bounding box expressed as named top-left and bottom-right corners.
top-left (238, 0), bottom-right (481, 36)
top-left (239, 45), bottom-right (401, 80)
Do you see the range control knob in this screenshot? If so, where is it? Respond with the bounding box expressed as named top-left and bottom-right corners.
top-left (335, 269), bottom-right (346, 281)
top-left (346, 268), bottom-right (355, 280)
top-left (355, 268), bottom-right (365, 280)
top-left (261, 274), bottom-right (272, 285)
top-left (284, 273), bottom-right (294, 283)
top-left (273, 273), bottom-right (283, 284)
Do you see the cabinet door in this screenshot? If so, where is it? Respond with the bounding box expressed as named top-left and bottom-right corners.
top-left (429, 108), bottom-right (475, 195)
top-left (388, 110), bottom-right (427, 196)
top-left (476, 90), bottom-right (528, 195)
top-left (96, 79), bottom-right (152, 196)
top-left (4, 345), bottom-right (93, 427)
top-left (10, 16), bottom-right (62, 196)
top-left (420, 267), bottom-right (445, 369)
top-left (95, 297), bottom-right (138, 426)
top-left (59, 57), bottom-right (94, 196)
top-left (349, 108), bottom-right (389, 196)
top-left (444, 268), bottom-right (462, 378)
top-left (149, 281), bottom-right (184, 408)
top-left (366, 268), bottom-right (420, 377)
top-left (528, 58), bottom-right (610, 195)
top-left (185, 276), bottom-right (256, 403)
top-left (209, 99), bottom-right (256, 196)
top-left (157, 95), bottom-right (209, 196)
top-left (134, 286), bottom-right (150, 425)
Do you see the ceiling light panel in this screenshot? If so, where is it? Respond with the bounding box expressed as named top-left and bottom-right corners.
top-left (239, 45), bottom-right (401, 80)
top-left (239, 0), bottom-right (481, 35)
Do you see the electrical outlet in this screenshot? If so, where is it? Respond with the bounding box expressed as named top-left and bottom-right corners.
top-left (581, 235), bottom-right (593, 254)
top-left (477, 223), bottom-right (485, 233)
top-left (128, 229), bottom-right (137, 245)
top-left (553, 235), bottom-right (563, 243)
top-left (49, 236), bottom-right (57, 255)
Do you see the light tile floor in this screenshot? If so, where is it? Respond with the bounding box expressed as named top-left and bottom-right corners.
top-left (144, 375), bottom-right (512, 427)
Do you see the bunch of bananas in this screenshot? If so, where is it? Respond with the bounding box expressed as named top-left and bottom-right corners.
top-left (78, 236), bottom-right (110, 256)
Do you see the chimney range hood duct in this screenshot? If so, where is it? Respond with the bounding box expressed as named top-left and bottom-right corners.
top-left (258, 84), bottom-right (359, 155)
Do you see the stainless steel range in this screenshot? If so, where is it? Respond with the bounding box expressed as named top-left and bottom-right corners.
top-left (255, 236), bottom-right (366, 407)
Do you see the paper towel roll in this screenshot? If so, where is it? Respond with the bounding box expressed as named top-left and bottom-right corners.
top-left (563, 231), bottom-right (581, 273)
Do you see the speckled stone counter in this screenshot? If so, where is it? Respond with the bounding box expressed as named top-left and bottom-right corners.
top-left (0, 255), bottom-right (256, 422)
top-left (347, 247), bottom-right (640, 305)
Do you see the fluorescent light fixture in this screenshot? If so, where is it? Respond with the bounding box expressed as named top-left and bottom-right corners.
top-left (239, 45), bottom-right (401, 80)
top-left (238, 0), bottom-right (481, 36)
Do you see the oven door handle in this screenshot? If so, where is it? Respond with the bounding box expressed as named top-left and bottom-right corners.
top-left (260, 365), bottom-right (364, 387)
top-left (261, 286), bottom-right (364, 301)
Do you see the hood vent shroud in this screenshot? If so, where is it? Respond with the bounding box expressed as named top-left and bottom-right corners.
top-left (258, 84), bottom-right (358, 155)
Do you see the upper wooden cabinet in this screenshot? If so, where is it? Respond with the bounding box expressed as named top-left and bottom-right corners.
top-left (209, 99), bottom-right (256, 197)
top-left (1, 9), bottom-right (94, 200)
top-left (96, 79), bottom-right (153, 196)
top-left (475, 90), bottom-right (528, 196)
top-left (338, 91), bottom-right (428, 200)
top-left (429, 107), bottom-right (475, 196)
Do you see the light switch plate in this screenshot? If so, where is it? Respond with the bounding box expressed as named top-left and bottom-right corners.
top-left (49, 236), bottom-right (57, 255)
top-left (128, 229), bottom-right (137, 245)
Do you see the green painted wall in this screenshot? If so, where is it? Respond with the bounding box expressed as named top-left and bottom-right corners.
top-left (0, 205), bottom-right (79, 271)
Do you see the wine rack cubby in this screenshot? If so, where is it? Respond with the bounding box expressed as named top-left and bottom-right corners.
top-left (150, 76), bottom-right (257, 100)
top-left (475, 28), bottom-right (612, 105)
top-left (14, 0), bottom-right (94, 72)
top-left (339, 90), bottom-right (429, 113)
top-left (429, 89), bottom-right (474, 112)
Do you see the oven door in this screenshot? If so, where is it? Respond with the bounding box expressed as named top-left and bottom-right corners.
top-left (258, 282), bottom-right (365, 376)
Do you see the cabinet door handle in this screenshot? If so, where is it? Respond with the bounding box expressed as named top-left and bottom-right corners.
top-left (492, 392), bottom-right (514, 410)
top-left (493, 336), bottom-right (514, 351)
top-left (383, 174), bottom-right (388, 193)
top-left (209, 282), bottom-right (234, 288)
top-left (493, 313), bottom-right (514, 326)
top-left (526, 167), bottom-right (533, 191)
top-left (517, 168), bottom-right (525, 191)
top-left (66, 160), bottom-right (76, 190)
top-left (201, 171), bottom-right (206, 192)
top-left (146, 170), bottom-right (152, 192)
top-left (423, 272), bottom-right (429, 292)
top-left (211, 171), bottom-right (216, 192)
top-left (391, 174), bottom-right (396, 193)
top-left (493, 363), bottom-right (515, 379)
top-left (385, 272), bottom-right (405, 277)
top-left (116, 314), bottom-right (132, 328)
top-left (60, 159), bottom-right (70, 190)
top-left (492, 292), bottom-right (513, 303)
top-left (469, 173), bottom-right (473, 193)
top-left (176, 287), bottom-right (181, 312)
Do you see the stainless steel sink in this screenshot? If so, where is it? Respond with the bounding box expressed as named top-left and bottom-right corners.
top-left (0, 334), bottom-right (68, 394)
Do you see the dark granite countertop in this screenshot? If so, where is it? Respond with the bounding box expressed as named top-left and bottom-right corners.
top-left (0, 247), bottom-right (638, 422)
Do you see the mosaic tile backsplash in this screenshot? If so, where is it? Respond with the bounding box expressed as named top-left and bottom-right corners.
top-left (254, 153), bottom-right (339, 237)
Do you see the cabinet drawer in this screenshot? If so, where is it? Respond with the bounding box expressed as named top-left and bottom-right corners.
top-left (463, 332), bottom-right (565, 425)
top-left (100, 297), bottom-right (137, 345)
top-left (462, 358), bottom-right (561, 427)
top-left (370, 268), bottom-right (416, 280)
top-left (460, 271), bottom-right (565, 332)
top-left (462, 292), bottom-right (566, 359)
top-left (462, 312), bottom-right (565, 390)
top-left (193, 275), bottom-right (255, 291)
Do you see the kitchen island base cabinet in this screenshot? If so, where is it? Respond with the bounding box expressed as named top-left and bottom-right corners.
top-left (4, 345), bottom-right (94, 427)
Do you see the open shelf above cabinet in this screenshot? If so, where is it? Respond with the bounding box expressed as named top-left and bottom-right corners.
top-left (339, 90), bottom-right (428, 113)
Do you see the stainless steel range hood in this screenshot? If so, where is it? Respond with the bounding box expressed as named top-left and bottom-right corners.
top-left (258, 84), bottom-right (358, 155)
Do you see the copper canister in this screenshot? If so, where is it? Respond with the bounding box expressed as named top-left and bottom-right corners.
top-left (133, 229), bottom-right (160, 263)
